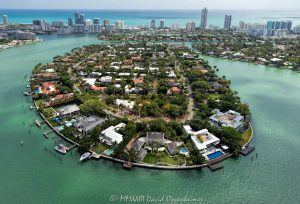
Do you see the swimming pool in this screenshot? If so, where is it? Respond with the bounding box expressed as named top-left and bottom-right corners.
top-left (33, 87), bottom-right (41, 94)
top-left (207, 151), bottom-right (224, 160)
top-left (180, 147), bottom-right (189, 153)
top-left (103, 149), bottom-right (114, 156)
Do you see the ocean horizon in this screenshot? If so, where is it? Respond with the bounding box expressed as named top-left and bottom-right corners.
top-left (1, 9), bottom-right (300, 27)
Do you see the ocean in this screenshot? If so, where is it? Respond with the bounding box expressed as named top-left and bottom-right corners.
top-left (1, 9), bottom-right (300, 27)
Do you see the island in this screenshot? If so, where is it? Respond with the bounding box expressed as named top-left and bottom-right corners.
top-left (30, 42), bottom-right (252, 169)
top-left (99, 30), bottom-right (300, 72)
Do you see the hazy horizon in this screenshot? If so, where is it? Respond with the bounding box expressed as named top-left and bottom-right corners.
top-left (1, 0), bottom-right (300, 10)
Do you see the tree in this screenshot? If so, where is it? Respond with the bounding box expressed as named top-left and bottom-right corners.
top-left (163, 103), bottom-right (182, 118)
top-left (79, 99), bottom-right (106, 117)
top-left (218, 127), bottom-right (242, 155)
top-left (191, 80), bottom-right (210, 92)
top-left (190, 149), bottom-right (205, 165)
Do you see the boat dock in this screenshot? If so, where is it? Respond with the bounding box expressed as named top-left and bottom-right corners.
top-left (66, 144), bottom-right (77, 152)
top-left (43, 130), bottom-right (54, 138)
top-left (208, 162), bottom-right (224, 171)
top-left (29, 105), bottom-right (37, 110)
top-left (35, 119), bottom-right (45, 127)
top-left (240, 145), bottom-right (255, 156)
top-left (123, 161), bottom-right (133, 169)
top-left (91, 152), bottom-right (101, 159)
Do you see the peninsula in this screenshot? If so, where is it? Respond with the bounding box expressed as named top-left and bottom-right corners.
top-left (30, 42), bottom-right (251, 168)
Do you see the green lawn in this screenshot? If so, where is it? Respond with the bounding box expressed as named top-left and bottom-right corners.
top-left (35, 99), bottom-right (44, 108)
top-left (241, 128), bottom-right (252, 146)
top-left (143, 152), bottom-right (185, 166)
top-left (42, 107), bottom-right (57, 118)
top-left (92, 143), bottom-right (109, 154)
top-left (208, 94), bottom-right (221, 100)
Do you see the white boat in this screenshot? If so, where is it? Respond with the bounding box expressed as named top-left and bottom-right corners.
top-left (79, 152), bottom-right (91, 162)
top-left (23, 91), bottom-right (31, 96)
top-left (55, 144), bottom-right (67, 154)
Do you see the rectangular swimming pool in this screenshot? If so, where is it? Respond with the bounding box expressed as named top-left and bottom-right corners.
top-left (207, 151), bottom-right (224, 160)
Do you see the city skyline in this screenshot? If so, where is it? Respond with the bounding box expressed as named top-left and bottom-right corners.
top-left (1, 0), bottom-right (300, 10)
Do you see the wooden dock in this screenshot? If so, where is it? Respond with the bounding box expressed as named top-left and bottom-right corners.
top-left (123, 161), bottom-right (133, 169)
top-left (35, 119), bottom-right (45, 128)
top-left (43, 130), bottom-right (54, 138)
top-left (240, 145), bottom-right (255, 156)
top-left (91, 152), bottom-right (101, 159)
top-left (208, 162), bottom-right (224, 171)
top-left (66, 144), bottom-right (77, 152)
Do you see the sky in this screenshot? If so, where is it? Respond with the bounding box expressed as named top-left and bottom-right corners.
top-left (0, 0), bottom-right (300, 10)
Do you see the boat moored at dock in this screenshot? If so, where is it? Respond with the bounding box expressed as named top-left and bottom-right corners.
top-left (79, 152), bottom-right (92, 162)
top-left (55, 144), bottom-right (67, 154)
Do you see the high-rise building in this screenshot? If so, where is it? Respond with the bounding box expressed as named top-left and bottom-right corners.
top-left (41, 20), bottom-right (51, 32)
top-left (191, 22), bottom-right (196, 31)
top-left (68, 17), bottom-right (73, 26)
top-left (15, 31), bottom-right (36, 40)
top-left (32, 20), bottom-right (42, 26)
top-left (93, 18), bottom-right (100, 25)
top-left (224, 15), bottom-right (232, 30)
top-left (186, 22), bottom-right (196, 31)
top-left (2, 15), bottom-right (8, 25)
top-left (287, 20), bottom-right (293, 32)
top-left (85, 19), bottom-right (92, 26)
top-left (79, 14), bottom-right (85, 24)
top-left (239, 21), bottom-right (245, 29)
top-left (267, 20), bottom-right (293, 31)
top-left (52, 21), bottom-right (64, 28)
top-left (267, 21), bottom-right (275, 30)
top-left (103, 19), bottom-right (110, 27)
top-left (171, 24), bottom-right (180, 31)
top-left (115, 20), bottom-right (124, 29)
top-left (87, 25), bottom-right (102, 33)
top-left (150, 19), bottom-right (156, 29)
top-left (293, 25), bottom-right (300, 34)
top-left (200, 8), bottom-right (208, 29)
top-left (74, 12), bottom-right (80, 24)
top-left (186, 22), bottom-right (192, 31)
top-left (159, 19), bottom-right (165, 29)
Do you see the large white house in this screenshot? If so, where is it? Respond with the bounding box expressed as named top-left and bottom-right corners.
top-left (115, 99), bottom-right (135, 109)
top-left (101, 123), bottom-right (126, 145)
top-left (100, 76), bottom-right (112, 83)
top-left (209, 109), bottom-right (244, 130)
top-left (184, 125), bottom-right (220, 153)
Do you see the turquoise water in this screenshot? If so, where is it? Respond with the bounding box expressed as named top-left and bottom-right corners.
top-left (1, 35), bottom-right (300, 203)
top-left (1, 9), bottom-right (300, 27)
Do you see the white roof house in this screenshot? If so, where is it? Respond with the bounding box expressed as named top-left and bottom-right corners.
top-left (118, 72), bottom-right (131, 77)
top-left (110, 65), bottom-right (120, 70)
top-left (149, 67), bottom-right (159, 72)
top-left (209, 110), bottom-right (244, 129)
top-left (184, 125), bottom-right (220, 152)
top-left (190, 129), bottom-right (220, 152)
top-left (100, 76), bottom-right (112, 83)
top-left (58, 104), bottom-right (80, 117)
top-left (46, 68), bottom-right (55, 73)
top-left (115, 99), bottom-right (135, 109)
top-left (101, 123), bottom-right (126, 145)
top-left (83, 78), bottom-right (97, 86)
top-left (134, 66), bottom-right (145, 71)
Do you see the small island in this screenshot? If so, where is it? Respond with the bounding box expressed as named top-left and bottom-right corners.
top-left (0, 31), bottom-right (39, 51)
top-left (30, 42), bottom-right (252, 169)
